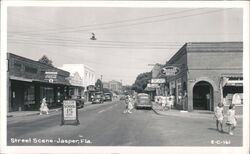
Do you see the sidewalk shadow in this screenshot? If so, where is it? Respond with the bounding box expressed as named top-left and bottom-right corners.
top-left (208, 128), bottom-right (228, 134)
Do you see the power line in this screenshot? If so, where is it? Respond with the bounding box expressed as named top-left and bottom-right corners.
top-left (8, 40), bottom-right (181, 50)
top-left (8, 8), bottom-right (203, 35)
top-left (8, 37), bottom-right (184, 47)
top-left (54, 8), bottom-right (231, 33)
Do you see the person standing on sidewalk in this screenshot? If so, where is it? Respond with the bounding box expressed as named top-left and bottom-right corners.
top-left (226, 104), bottom-right (237, 135)
top-left (214, 102), bottom-right (224, 132)
top-left (40, 98), bottom-right (49, 115)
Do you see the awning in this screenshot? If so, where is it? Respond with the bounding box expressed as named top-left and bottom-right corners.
top-left (225, 80), bottom-right (243, 86)
top-left (9, 76), bottom-right (33, 82)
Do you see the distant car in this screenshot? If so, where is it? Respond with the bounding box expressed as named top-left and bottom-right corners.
top-left (134, 93), bottom-right (152, 110)
top-left (104, 93), bottom-right (112, 101)
top-left (92, 92), bottom-right (104, 104)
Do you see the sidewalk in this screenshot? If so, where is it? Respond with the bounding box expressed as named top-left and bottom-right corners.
top-left (152, 102), bottom-right (243, 119)
top-left (7, 101), bottom-right (92, 118)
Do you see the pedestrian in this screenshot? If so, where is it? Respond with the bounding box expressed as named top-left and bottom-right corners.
top-left (123, 95), bottom-right (129, 113)
top-left (214, 102), bottom-right (224, 132)
top-left (226, 104), bottom-right (237, 135)
top-left (232, 93), bottom-right (241, 105)
top-left (127, 96), bottom-right (133, 114)
top-left (40, 97), bottom-right (49, 115)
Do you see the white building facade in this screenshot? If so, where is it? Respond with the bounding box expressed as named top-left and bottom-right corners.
top-left (60, 64), bottom-right (96, 89)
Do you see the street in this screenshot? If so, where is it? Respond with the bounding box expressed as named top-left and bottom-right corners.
top-left (7, 100), bottom-right (242, 146)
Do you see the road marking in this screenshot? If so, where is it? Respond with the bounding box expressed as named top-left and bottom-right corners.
top-left (98, 110), bottom-right (105, 113)
top-left (98, 105), bottom-right (114, 113)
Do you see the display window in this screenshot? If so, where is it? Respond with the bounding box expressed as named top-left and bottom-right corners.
top-left (40, 86), bottom-right (54, 107)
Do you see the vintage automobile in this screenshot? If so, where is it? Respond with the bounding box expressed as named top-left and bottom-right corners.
top-left (69, 96), bottom-right (85, 109)
top-left (92, 92), bottom-right (104, 104)
top-left (104, 93), bottom-right (112, 101)
top-left (134, 93), bottom-right (152, 110)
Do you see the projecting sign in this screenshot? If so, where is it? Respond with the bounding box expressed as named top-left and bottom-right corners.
top-left (151, 78), bottom-right (166, 84)
top-left (45, 71), bottom-right (58, 83)
top-left (45, 71), bottom-right (57, 79)
top-left (147, 83), bottom-right (160, 88)
top-left (61, 100), bottom-right (79, 125)
top-left (161, 66), bottom-right (180, 76)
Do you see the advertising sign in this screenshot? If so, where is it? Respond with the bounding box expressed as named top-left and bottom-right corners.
top-left (45, 71), bottom-right (58, 83)
top-left (161, 66), bottom-right (180, 76)
top-left (151, 78), bottom-right (166, 84)
top-left (147, 83), bottom-right (160, 88)
top-left (61, 100), bottom-right (79, 125)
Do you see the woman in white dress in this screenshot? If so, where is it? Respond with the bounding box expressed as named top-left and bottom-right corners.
top-left (40, 98), bottom-right (49, 115)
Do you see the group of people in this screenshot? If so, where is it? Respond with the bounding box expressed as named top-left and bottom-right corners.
top-left (155, 95), bottom-right (174, 111)
top-left (214, 102), bottom-right (237, 135)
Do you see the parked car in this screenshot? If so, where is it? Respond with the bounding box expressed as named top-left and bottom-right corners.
top-left (92, 92), bottom-right (104, 104)
top-left (66, 96), bottom-right (85, 109)
top-left (134, 93), bottom-right (152, 110)
top-left (104, 93), bottom-right (112, 101)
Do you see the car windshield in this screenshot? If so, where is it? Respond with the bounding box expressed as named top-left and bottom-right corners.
top-left (138, 95), bottom-right (149, 99)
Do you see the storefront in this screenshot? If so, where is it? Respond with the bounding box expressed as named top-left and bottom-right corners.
top-left (7, 53), bottom-right (70, 112)
top-left (159, 42), bottom-right (243, 112)
top-left (68, 72), bottom-right (85, 99)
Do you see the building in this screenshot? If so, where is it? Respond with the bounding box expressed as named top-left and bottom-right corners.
top-left (153, 42), bottom-right (243, 113)
top-left (60, 64), bottom-right (96, 101)
top-left (7, 53), bottom-right (70, 112)
top-left (68, 72), bottom-right (84, 99)
top-left (60, 64), bottom-right (95, 88)
top-left (104, 80), bottom-right (122, 93)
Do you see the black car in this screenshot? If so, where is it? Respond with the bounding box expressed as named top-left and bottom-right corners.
top-left (104, 93), bottom-right (112, 101)
top-left (74, 96), bottom-right (85, 108)
top-left (92, 92), bottom-right (104, 104)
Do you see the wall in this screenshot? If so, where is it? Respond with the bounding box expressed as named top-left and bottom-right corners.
top-left (186, 42), bottom-right (243, 111)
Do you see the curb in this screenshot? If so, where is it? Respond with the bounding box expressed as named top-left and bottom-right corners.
top-left (7, 108), bottom-right (62, 118)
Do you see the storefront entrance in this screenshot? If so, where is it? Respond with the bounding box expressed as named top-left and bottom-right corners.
top-left (193, 81), bottom-right (213, 110)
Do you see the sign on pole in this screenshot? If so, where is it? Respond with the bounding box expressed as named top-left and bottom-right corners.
top-left (151, 78), bottom-right (166, 84)
top-left (161, 66), bottom-right (180, 76)
top-left (61, 100), bottom-right (79, 126)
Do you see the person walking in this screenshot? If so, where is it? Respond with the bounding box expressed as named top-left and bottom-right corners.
top-left (226, 104), bottom-right (237, 135)
top-left (123, 95), bottom-right (130, 113)
top-left (40, 98), bottom-right (49, 115)
top-left (214, 102), bottom-right (224, 132)
top-left (127, 96), bottom-right (133, 114)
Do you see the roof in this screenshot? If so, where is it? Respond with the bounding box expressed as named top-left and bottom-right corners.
top-left (167, 42), bottom-right (243, 64)
top-left (8, 53), bottom-right (70, 75)
top-left (186, 42), bottom-right (243, 52)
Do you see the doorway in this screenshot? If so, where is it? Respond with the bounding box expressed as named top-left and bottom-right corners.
top-left (193, 81), bottom-right (213, 110)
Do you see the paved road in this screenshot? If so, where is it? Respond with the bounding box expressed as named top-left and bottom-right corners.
top-left (7, 100), bottom-right (242, 146)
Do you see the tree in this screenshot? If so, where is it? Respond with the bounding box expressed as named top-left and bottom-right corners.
top-left (38, 55), bottom-right (53, 66)
top-left (95, 79), bottom-right (103, 91)
top-left (132, 72), bottom-right (152, 93)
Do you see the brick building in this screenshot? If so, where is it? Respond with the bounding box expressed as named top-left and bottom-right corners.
top-left (154, 42), bottom-right (243, 112)
top-left (7, 53), bottom-right (70, 112)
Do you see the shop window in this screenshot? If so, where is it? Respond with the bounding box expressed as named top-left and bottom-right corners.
top-left (40, 86), bottom-right (54, 107)
top-left (223, 86), bottom-right (243, 105)
top-left (24, 85), bottom-right (35, 110)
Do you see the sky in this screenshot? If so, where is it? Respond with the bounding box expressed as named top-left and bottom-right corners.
top-left (7, 7), bottom-right (243, 85)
